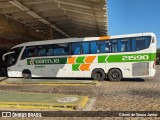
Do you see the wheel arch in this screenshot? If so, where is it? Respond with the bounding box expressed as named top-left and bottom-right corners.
top-left (22, 69), bottom-right (31, 74)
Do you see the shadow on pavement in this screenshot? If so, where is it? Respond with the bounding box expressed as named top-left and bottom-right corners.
top-left (121, 78), bottom-right (145, 82)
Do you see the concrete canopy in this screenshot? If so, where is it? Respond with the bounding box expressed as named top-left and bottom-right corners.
top-left (0, 0), bottom-right (108, 48)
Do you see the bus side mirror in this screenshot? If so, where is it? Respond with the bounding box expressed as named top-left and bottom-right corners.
top-left (2, 51), bottom-right (15, 61)
top-left (2, 55), bottom-right (5, 61)
top-left (12, 58), bottom-right (15, 62)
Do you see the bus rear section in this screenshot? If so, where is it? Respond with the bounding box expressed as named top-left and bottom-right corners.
top-left (93, 33), bottom-right (156, 81)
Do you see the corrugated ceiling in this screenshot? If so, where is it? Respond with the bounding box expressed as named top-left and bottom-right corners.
top-left (0, 0), bottom-right (108, 48)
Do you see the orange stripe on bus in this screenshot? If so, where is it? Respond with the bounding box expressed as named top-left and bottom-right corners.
top-left (99, 36), bottom-right (110, 40)
top-left (79, 64), bottom-right (90, 71)
top-left (85, 56), bottom-right (96, 63)
top-left (68, 57), bottom-right (76, 64)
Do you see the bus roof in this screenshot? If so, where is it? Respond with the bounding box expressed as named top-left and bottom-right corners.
top-left (12, 32), bottom-right (155, 49)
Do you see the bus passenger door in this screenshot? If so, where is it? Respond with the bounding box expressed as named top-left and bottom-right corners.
top-left (49, 64), bottom-right (64, 77)
top-left (33, 65), bottom-right (48, 77)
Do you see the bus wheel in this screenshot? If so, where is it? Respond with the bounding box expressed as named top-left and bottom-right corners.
top-left (91, 69), bottom-right (105, 81)
top-left (108, 69), bottom-right (122, 82)
top-left (22, 70), bottom-right (32, 79)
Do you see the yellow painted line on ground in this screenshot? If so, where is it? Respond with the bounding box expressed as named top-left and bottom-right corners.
top-left (0, 81), bottom-right (98, 86)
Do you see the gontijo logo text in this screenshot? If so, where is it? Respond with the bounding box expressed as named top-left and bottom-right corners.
top-left (27, 58), bottom-right (67, 65)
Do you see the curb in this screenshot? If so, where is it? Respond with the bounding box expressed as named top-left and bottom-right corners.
top-left (78, 96), bottom-right (89, 109)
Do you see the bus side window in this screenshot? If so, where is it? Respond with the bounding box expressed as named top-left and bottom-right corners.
top-left (136, 38), bottom-right (145, 50)
top-left (62, 43), bottom-right (69, 55)
top-left (54, 48), bottom-right (63, 56)
top-left (54, 43), bottom-right (69, 56)
top-left (47, 48), bottom-right (54, 56)
top-left (90, 41), bottom-right (98, 54)
top-left (131, 37), bottom-right (151, 51)
top-left (111, 40), bottom-right (118, 53)
top-left (105, 41), bottom-right (111, 53)
top-left (28, 47), bottom-right (37, 57)
top-left (71, 42), bottom-right (81, 55)
top-left (46, 45), bottom-right (54, 56)
top-left (21, 46), bottom-right (37, 59)
top-left (131, 38), bottom-right (136, 51)
top-left (38, 46), bottom-right (47, 56)
top-left (97, 41), bottom-right (106, 53)
top-left (82, 42), bottom-right (89, 54)
top-left (145, 37), bottom-right (151, 47)
top-left (120, 39), bottom-right (129, 52)
top-left (54, 44), bottom-right (62, 56)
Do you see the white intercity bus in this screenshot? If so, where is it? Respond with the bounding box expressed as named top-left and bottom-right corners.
top-left (3, 32), bottom-right (156, 81)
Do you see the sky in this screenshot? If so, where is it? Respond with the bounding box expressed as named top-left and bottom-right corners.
top-left (108, 0), bottom-right (160, 48)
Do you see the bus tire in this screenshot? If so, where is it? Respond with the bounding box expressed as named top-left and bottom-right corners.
top-left (108, 69), bottom-right (122, 82)
top-left (91, 69), bottom-right (105, 81)
top-left (22, 70), bottom-right (32, 79)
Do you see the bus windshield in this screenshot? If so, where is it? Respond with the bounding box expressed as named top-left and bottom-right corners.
top-left (5, 47), bottom-right (23, 67)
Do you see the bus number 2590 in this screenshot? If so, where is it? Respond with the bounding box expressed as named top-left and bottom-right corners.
top-left (122, 55), bottom-right (149, 61)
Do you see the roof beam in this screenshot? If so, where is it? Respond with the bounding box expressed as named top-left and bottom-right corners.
top-left (8, 0), bottom-right (71, 37)
top-left (21, 0), bottom-right (54, 6)
top-left (54, 0), bottom-right (92, 9)
top-left (0, 13), bottom-right (48, 39)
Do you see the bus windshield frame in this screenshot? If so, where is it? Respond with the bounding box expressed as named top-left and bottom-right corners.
top-left (4, 47), bottom-right (23, 67)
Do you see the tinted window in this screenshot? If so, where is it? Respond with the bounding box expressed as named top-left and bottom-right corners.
top-left (105, 41), bottom-right (111, 53)
top-left (136, 38), bottom-right (146, 50)
top-left (46, 45), bottom-right (54, 56)
top-left (132, 36), bottom-right (151, 51)
top-left (71, 42), bottom-right (81, 55)
top-left (120, 39), bottom-right (130, 52)
top-left (111, 40), bottom-right (118, 52)
top-left (37, 46), bottom-right (47, 56)
top-left (20, 36), bottom-right (151, 58)
top-left (82, 42), bottom-right (89, 54)
top-left (21, 46), bottom-right (37, 59)
top-left (90, 41), bottom-right (98, 54)
top-left (54, 43), bottom-right (69, 56)
top-left (97, 41), bottom-right (106, 53)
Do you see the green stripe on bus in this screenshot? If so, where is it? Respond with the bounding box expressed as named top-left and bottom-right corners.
top-left (72, 64), bottom-right (80, 71)
top-left (98, 55), bottom-right (108, 63)
top-left (27, 58), bottom-right (67, 65)
top-left (98, 53), bottom-right (156, 63)
top-left (27, 59), bottom-right (31, 65)
top-left (76, 56), bottom-right (85, 63)
top-left (27, 53), bottom-right (156, 65)
top-left (151, 53), bottom-right (156, 60)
